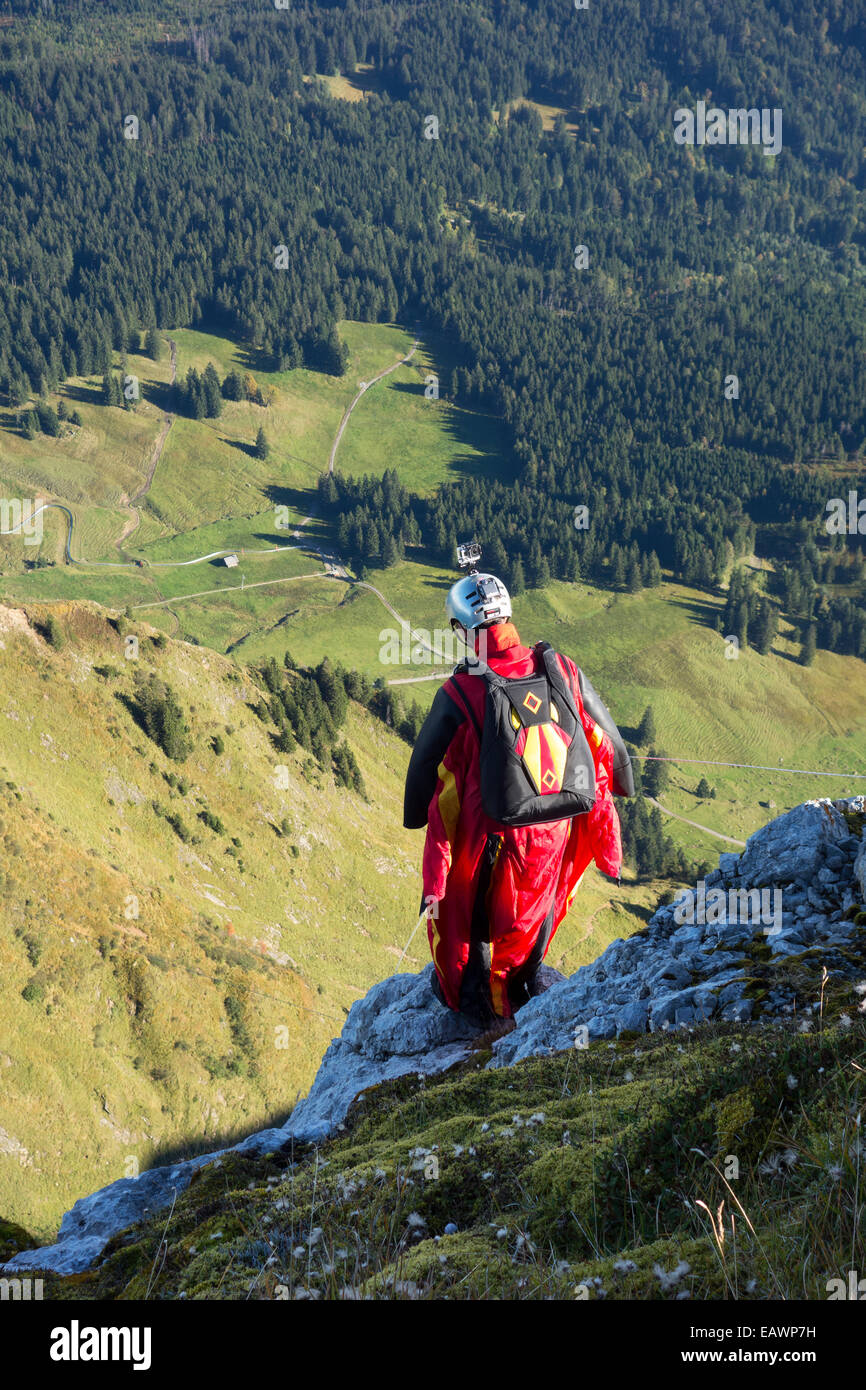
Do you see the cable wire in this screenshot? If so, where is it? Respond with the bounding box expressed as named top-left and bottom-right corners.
top-left (630, 755), bottom-right (866, 780)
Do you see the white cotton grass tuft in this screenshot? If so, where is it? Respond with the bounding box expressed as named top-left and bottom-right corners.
top-left (653, 1260), bottom-right (690, 1291)
top-left (758, 1149), bottom-right (798, 1177)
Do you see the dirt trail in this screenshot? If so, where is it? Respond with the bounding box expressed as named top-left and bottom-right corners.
top-left (646, 796), bottom-right (747, 847)
top-left (328, 338), bottom-right (419, 473)
top-left (133, 570), bottom-right (328, 611)
top-left (116, 336), bottom-right (177, 558)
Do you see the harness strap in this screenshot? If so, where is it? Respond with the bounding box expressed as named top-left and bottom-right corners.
top-left (535, 642), bottom-right (582, 726)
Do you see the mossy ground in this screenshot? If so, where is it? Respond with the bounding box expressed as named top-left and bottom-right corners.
top-left (31, 996), bottom-right (866, 1302)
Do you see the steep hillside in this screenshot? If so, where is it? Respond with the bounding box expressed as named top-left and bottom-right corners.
top-left (0, 599), bottom-right (427, 1238)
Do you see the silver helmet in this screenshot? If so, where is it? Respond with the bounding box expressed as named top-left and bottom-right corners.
top-left (446, 572), bottom-right (512, 630)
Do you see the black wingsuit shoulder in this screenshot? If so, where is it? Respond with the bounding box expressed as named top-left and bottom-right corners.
top-left (403, 681), bottom-right (467, 829)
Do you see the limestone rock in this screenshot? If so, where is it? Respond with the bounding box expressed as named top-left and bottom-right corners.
top-left (737, 799), bottom-right (848, 887)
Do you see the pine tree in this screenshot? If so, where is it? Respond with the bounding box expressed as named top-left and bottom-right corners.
top-left (221, 370), bottom-right (244, 401)
top-left (315, 657), bottom-right (348, 726)
top-left (642, 748), bottom-right (669, 797)
top-left (135, 673), bottom-right (192, 761)
top-left (255, 426), bottom-right (269, 460)
top-left (800, 622), bottom-right (817, 667)
top-left (36, 401), bottom-right (61, 436)
top-left (275, 720), bottom-right (296, 754)
top-left (145, 327), bottom-right (162, 361)
top-left (203, 363), bottom-right (222, 417)
top-left (751, 598), bottom-right (777, 655)
top-left (735, 600), bottom-right (749, 649)
top-left (262, 656), bottom-right (281, 693)
top-left (646, 551), bottom-right (662, 586)
top-left (534, 552), bottom-right (551, 588)
top-left (636, 705), bottom-right (656, 745)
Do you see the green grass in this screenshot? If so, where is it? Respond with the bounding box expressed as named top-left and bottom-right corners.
top-left (6, 485), bottom-right (866, 864)
top-left (225, 563), bottom-right (866, 848)
top-left (18, 541), bottom-right (857, 867)
top-left (3, 314), bottom-right (866, 1249)
top-left (0, 344), bottom-right (175, 533)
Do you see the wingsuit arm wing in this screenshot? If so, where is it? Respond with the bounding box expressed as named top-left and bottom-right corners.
top-left (403, 683), bottom-right (467, 829)
top-left (577, 669), bottom-right (635, 798)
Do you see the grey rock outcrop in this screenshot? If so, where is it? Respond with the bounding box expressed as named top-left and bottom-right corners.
top-left (736, 798), bottom-right (851, 886)
top-left (856, 838), bottom-right (866, 901)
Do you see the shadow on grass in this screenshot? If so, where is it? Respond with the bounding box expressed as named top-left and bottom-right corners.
top-left (233, 343), bottom-right (275, 375)
top-left (130, 1104), bottom-right (299, 1177)
top-left (436, 402), bottom-right (521, 486)
top-left (142, 379), bottom-right (176, 414)
top-left (224, 437), bottom-right (259, 460)
top-left (58, 380), bottom-right (105, 406)
top-left (114, 689), bottom-right (149, 740)
top-left (618, 900), bottom-right (656, 925)
top-left (388, 380), bottom-right (429, 398)
top-left (252, 532), bottom-right (305, 548)
top-left (666, 594), bottom-right (723, 629)
top-left (265, 482), bottom-right (318, 518)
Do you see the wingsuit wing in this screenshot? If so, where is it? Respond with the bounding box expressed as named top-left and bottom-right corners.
top-left (576, 669), bottom-right (635, 798)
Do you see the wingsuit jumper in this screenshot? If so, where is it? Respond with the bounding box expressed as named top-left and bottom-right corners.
top-left (403, 562), bottom-right (635, 1028)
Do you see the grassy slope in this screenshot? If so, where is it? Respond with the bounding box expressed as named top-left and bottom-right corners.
top-left (4, 319), bottom-right (864, 872)
top-left (258, 562), bottom-right (866, 837)
top-left (0, 600), bottom-right (426, 1238)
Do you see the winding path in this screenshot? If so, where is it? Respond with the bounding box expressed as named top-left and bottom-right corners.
top-left (116, 336), bottom-right (177, 559)
top-left (328, 338), bottom-right (419, 473)
top-left (133, 570), bottom-right (330, 610)
top-left (5, 502), bottom-right (295, 572)
top-left (9, 334), bottom-right (436, 645)
top-left (6, 339), bottom-right (786, 852)
top-left (646, 796), bottom-right (747, 847)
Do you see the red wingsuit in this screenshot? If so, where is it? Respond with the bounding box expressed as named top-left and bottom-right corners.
top-left (403, 621), bottom-right (634, 1023)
